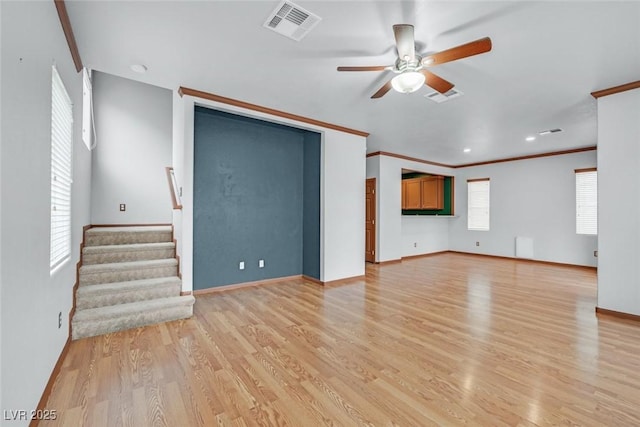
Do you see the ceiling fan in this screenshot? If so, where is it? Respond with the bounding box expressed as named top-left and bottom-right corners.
top-left (337, 25), bottom-right (492, 99)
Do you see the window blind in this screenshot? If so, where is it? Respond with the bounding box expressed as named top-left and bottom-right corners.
top-left (468, 179), bottom-right (490, 231)
top-left (576, 170), bottom-right (597, 235)
top-left (50, 65), bottom-right (73, 270)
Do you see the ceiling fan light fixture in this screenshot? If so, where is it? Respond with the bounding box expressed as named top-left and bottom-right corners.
top-left (391, 72), bottom-right (425, 94)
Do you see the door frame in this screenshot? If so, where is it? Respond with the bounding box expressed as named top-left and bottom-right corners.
top-left (365, 178), bottom-right (377, 263)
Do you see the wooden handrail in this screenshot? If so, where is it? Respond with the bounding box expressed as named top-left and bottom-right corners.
top-left (165, 167), bottom-right (182, 210)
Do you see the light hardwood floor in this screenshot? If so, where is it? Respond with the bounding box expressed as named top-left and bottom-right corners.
top-left (40, 253), bottom-right (640, 426)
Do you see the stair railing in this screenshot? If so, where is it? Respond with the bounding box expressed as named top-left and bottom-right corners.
top-left (165, 166), bottom-right (182, 210)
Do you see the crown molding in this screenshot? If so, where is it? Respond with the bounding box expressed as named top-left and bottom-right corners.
top-left (365, 151), bottom-right (454, 168)
top-left (453, 146), bottom-right (597, 168)
top-left (591, 80), bottom-right (640, 99)
top-left (367, 146), bottom-right (597, 169)
top-left (179, 87), bottom-right (369, 138)
top-left (54, 0), bottom-right (83, 72)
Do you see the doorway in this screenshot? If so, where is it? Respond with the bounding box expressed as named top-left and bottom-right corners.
top-left (365, 178), bottom-right (376, 263)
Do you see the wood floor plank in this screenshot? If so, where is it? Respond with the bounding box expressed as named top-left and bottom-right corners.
top-left (91, 399), bottom-right (109, 427)
top-left (38, 253), bottom-right (640, 426)
top-left (131, 387), bottom-right (147, 427)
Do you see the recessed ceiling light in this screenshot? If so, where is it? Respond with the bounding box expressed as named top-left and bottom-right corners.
top-left (526, 136), bottom-right (536, 142)
top-left (463, 148), bottom-right (471, 153)
top-left (130, 64), bottom-right (148, 74)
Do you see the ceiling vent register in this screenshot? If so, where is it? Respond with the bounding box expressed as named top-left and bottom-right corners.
top-left (539, 128), bottom-right (563, 135)
top-left (264, 1), bottom-right (321, 41)
top-left (424, 88), bottom-right (464, 104)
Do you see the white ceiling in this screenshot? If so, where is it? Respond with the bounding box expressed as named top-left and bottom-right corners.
top-left (66, 1), bottom-right (640, 165)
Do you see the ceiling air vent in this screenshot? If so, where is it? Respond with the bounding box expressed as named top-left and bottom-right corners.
top-left (538, 128), bottom-right (563, 136)
top-left (264, 1), bottom-right (321, 41)
top-left (424, 88), bottom-right (464, 104)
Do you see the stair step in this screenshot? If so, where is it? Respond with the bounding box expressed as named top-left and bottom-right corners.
top-left (72, 296), bottom-right (195, 340)
top-left (76, 277), bottom-right (182, 310)
top-left (82, 242), bottom-right (175, 264)
top-left (79, 259), bottom-right (178, 286)
top-left (73, 224), bottom-right (193, 340)
top-left (85, 226), bottom-right (172, 247)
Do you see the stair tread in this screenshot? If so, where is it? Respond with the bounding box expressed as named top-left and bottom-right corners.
top-left (86, 226), bottom-right (172, 234)
top-left (83, 242), bottom-right (175, 254)
top-left (80, 258), bottom-right (178, 273)
top-left (77, 277), bottom-right (181, 296)
top-left (74, 296), bottom-right (195, 322)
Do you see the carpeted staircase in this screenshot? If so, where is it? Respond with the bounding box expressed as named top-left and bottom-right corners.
top-left (71, 225), bottom-right (195, 340)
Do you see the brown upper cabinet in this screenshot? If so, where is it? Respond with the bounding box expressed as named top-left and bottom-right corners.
top-left (421, 176), bottom-right (444, 209)
top-left (403, 178), bottom-right (422, 209)
top-left (402, 175), bottom-right (444, 210)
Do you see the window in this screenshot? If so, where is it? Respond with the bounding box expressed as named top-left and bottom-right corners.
top-left (576, 168), bottom-right (597, 235)
top-left (50, 65), bottom-right (73, 271)
top-left (468, 178), bottom-right (490, 231)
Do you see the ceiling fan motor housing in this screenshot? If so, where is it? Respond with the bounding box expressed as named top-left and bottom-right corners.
top-left (395, 55), bottom-right (423, 74)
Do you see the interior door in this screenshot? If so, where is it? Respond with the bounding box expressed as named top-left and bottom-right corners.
top-left (365, 178), bottom-right (376, 263)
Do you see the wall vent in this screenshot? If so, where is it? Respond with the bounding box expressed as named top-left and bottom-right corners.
top-left (264, 1), bottom-right (321, 41)
top-left (424, 88), bottom-right (464, 104)
top-left (515, 236), bottom-right (534, 259)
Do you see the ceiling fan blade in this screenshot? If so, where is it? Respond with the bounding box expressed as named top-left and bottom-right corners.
top-left (420, 70), bottom-right (454, 94)
top-left (337, 66), bottom-right (389, 72)
top-left (422, 37), bottom-right (492, 67)
top-left (371, 80), bottom-right (393, 99)
top-left (393, 24), bottom-right (416, 60)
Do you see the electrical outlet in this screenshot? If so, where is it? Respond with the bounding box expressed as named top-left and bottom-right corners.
top-left (239, 261), bottom-right (245, 270)
top-left (594, 250), bottom-right (598, 257)
top-left (58, 311), bottom-right (62, 329)
top-left (259, 259), bottom-right (265, 268)
top-left (476, 241), bottom-right (480, 247)
top-left (119, 203), bottom-right (126, 211)
top-left (413, 242), bottom-right (417, 248)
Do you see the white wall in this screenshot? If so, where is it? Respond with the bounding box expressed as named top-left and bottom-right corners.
top-left (0, 0), bottom-right (3, 412)
top-left (1, 2), bottom-right (92, 425)
top-left (401, 217), bottom-right (450, 257)
top-left (172, 94), bottom-right (194, 291)
top-left (376, 155), bottom-right (402, 262)
top-left (91, 72), bottom-right (172, 224)
top-left (322, 130), bottom-right (366, 282)
top-left (449, 150), bottom-right (598, 266)
top-left (175, 96), bottom-right (367, 289)
top-left (596, 88), bottom-right (640, 315)
top-left (366, 154), bottom-right (454, 262)
top-left (171, 92), bottom-right (185, 280)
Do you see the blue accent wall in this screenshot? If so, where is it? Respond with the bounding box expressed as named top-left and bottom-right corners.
top-left (193, 107), bottom-right (320, 289)
top-left (302, 132), bottom-right (321, 279)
